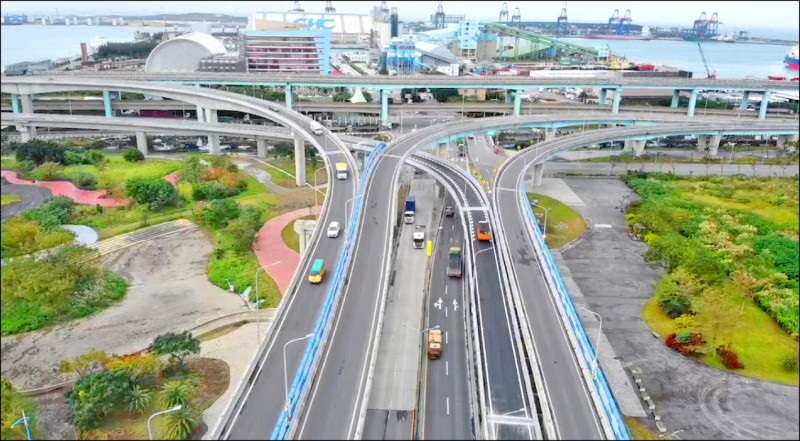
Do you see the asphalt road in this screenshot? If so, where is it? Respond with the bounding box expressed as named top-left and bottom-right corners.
top-left (218, 114), bottom-right (358, 439)
top-left (422, 192), bottom-right (473, 440)
top-left (0, 177), bottom-right (52, 222)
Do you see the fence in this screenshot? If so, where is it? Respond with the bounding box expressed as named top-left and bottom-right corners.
top-left (517, 185), bottom-right (631, 440)
top-left (270, 142), bottom-right (388, 439)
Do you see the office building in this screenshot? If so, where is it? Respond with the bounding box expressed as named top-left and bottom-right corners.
top-left (245, 30), bottom-right (331, 75)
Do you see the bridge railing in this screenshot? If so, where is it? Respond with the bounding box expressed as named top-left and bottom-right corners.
top-left (517, 182), bottom-right (632, 440)
top-left (270, 142), bottom-right (388, 439)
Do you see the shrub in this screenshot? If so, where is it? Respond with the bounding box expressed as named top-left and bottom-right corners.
top-left (106, 353), bottom-right (161, 387)
top-left (29, 161), bottom-right (64, 181)
top-left (665, 332), bottom-right (705, 356)
top-left (126, 384), bottom-right (152, 415)
top-left (88, 151), bottom-right (106, 167)
top-left (192, 181), bottom-right (242, 200)
top-left (15, 139), bottom-right (66, 165)
top-left (162, 405), bottom-right (199, 440)
top-left (125, 177), bottom-right (182, 211)
top-left (15, 160), bottom-right (35, 178)
top-left (198, 199), bottom-right (240, 230)
top-left (1, 378), bottom-right (38, 440)
top-left (0, 217), bottom-right (75, 258)
top-left (122, 148), bottom-right (145, 162)
top-left (716, 344), bottom-right (745, 369)
top-left (22, 196), bottom-right (74, 228)
top-left (782, 354), bottom-right (799, 372)
top-left (158, 380), bottom-right (194, 409)
top-left (64, 150), bottom-right (91, 165)
top-left (64, 370), bottom-right (132, 430)
top-left (148, 331), bottom-right (200, 372)
top-left (72, 172), bottom-right (97, 189)
top-left (179, 156), bottom-right (207, 183)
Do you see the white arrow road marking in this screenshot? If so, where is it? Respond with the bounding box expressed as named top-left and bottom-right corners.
top-left (453, 299), bottom-right (459, 311)
top-left (434, 297), bottom-right (443, 310)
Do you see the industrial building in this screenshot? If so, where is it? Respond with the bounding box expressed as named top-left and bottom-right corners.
top-left (250, 11), bottom-right (389, 47)
top-left (4, 59), bottom-right (54, 75)
top-left (245, 30), bottom-right (331, 75)
top-left (145, 32), bottom-right (227, 72)
top-left (197, 54), bottom-right (246, 72)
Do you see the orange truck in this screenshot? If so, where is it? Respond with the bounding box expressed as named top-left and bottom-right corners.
top-left (427, 329), bottom-right (443, 359)
top-left (477, 220), bottom-right (492, 241)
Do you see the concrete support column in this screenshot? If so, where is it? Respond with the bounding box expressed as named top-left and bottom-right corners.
top-left (294, 219), bottom-right (318, 257)
top-left (633, 140), bottom-right (646, 157)
top-left (531, 162), bottom-right (546, 187)
top-left (759, 90), bottom-right (771, 120)
top-left (380, 89), bottom-right (389, 127)
top-left (611, 88), bottom-right (621, 114)
top-left (196, 105), bottom-right (205, 123)
top-left (623, 139), bottom-right (633, 153)
top-left (18, 94), bottom-right (36, 140)
top-left (741, 91), bottom-right (750, 108)
top-left (776, 135), bottom-right (790, 150)
top-left (697, 135), bottom-right (708, 152)
top-left (544, 128), bottom-right (555, 141)
top-left (19, 127), bottom-right (36, 142)
top-left (135, 131), bottom-right (148, 155)
top-left (294, 133), bottom-right (306, 186)
top-left (208, 135), bottom-right (221, 155)
top-left (600, 88), bottom-right (607, 106)
top-left (115, 91), bottom-right (122, 100)
top-left (505, 90), bottom-right (513, 104)
top-left (513, 89), bottom-right (522, 116)
top-left (206, 108), bottom-right (218, 124)
top-left (256, 139), bottom-right (267, 158)
top-left (285, 85), bottom-right (293, 110)
top-left (708, 135), bottom-right (721, 157)
top-left (19, 94), bottom-right (34, 113)
top-left (671, 89), bottom-right (680, 108)
top-left (687, 89), bottom-right (699, 117)
top-left (11, 94), bottom-right (21, 114)
top-left (102, 90), bottom-right (113, 118)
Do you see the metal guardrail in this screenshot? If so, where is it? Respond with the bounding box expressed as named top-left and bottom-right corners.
top-left (270, 142), bottom-right (388, 439)
top-left (516, 181), bottom-right (631, 440)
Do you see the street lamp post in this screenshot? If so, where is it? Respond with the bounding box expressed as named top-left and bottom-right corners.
top-left (578, 306), bottom-right (603, 379)
top-left (530, 200), bottom-right (550, 239)
top-left (255, 261), bottom-right (282, 342)
top-left (314, 165), bottom-right (326, 209)
top-left (148, 405), bottom-right (182, 440)
top-left (283, 333), bottom-right (314, 421)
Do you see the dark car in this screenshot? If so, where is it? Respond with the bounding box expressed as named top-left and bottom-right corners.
top-left (445, 206), bottom-right (454, 217)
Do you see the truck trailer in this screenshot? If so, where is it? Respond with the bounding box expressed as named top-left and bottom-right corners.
top-left (404, 195), bottom-right (416, 224)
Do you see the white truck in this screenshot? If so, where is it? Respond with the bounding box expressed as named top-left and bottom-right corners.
top-left (335, 162), bottom-right (348, 180)
top-left (310, 121), bottom-right (324, 136)
top-left (413, 225), bottom-right (425, 249)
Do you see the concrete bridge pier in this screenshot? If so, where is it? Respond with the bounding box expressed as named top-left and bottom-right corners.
top-left (687, 89), bottom-right (699, 117)
top-left (741, 91), bottom-right (750, 109)
top-left (531, 162), bottom-right (546, 186)
top-left (623, 139), bottom-right (633, 153)
top-left (697, 135), bottom-right (709, 152)
top-left (544, 128), bottom-right (555, 141)
top-left (633, 140), bottom-right (647, 157)
top-left (256, 139), bottom-right (268, 158)
top-left (600, 88), bottom-right (607, 106)
top-left (196, 105), bottom-right (205, 123)
top-left (671, 89), bottom-right (680, 108)
top-left (513, 89), bottom-right (522, 116)
top-left (285, 85), bottom-right (293, 110)
top-left (611, 88), bottom-right (621, 114)
top-left (708, 135), bottom-right (722, 157)
top-left (135, 131), bottom-right (148, 155)
top-left (294, 219), bottom-right (318, 256)
top-left (380, 89), bottom-right (389, 127)
top-left (17, 94), bottom-right (37, 140)
top-left (759, 90), bottom-right (771, 120)
top-left (102, 90), bottom-right (113, 118)
top-left (205, 109), bottom-right (221, 155)
top-left (294, 133), bottom-right (306, 186)
top-left (775, 134), bottom-right (798, 150)
top-left (11, 94), bottom-right (21, 113)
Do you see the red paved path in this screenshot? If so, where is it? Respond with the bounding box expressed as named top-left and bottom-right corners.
top-left (1, 170), bottom-right (129, 207)
top-left (254, 205), bottom-right (321, 296)
top-left (165, 172), bottom-right (179, 187)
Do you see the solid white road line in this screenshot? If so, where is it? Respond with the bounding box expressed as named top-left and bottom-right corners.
top-left (446, 361), bottom-right (449, 376)
top-left (447, 397), bottom-right (450, 416)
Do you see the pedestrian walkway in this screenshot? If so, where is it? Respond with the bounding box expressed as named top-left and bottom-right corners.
top-left (0, 170), bottom-right (129, 207)
top-left (253, 205), bottom-right (321, 295)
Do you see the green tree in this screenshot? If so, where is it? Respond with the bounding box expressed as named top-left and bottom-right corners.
top-left (126, 384), bottom-right (152, 415)
top-left (158, 380), bottom-right (193, 409)
top-left (198, 199), bottom-right (241, 230)
top-left (125, 177), bottom-right (182, 211)
top-left (65, 370), bottom-right (131, 430)
top-left (179, 156), bottom-right (208, 183)
top-left (148, 331), bottom-right (200, 372)
top-left (162, 405), bottom-right (199, 440)
top-left (123, 148), bottom-right (145, 162)
top-left (702, 287), bottom-right (739, 349)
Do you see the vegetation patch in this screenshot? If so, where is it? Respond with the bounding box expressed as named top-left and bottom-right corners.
top-left (627, 172), bottom-right (799, 384)
top-left (1, 378), bottom-right (39, 440)
top-left (0, 194), bottom-right (21, 206)
top-left (1, 197), bottom-right (76, 258)
top-left (282, 215), bottom-right (319, 253)
top-left (526, 193), bottom-right (587, 248)
top-left (1, 246), bottom-right (128, 335)
top-left (253, 156), bottom-right (326, 189)
top-left (623, 415), bottom-right (658, 440)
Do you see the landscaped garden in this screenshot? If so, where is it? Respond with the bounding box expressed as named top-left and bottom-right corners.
top-left (623, 172), bottom-right (799, 384)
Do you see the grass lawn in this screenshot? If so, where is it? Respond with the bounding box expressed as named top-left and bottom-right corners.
top-left (281, 215), bottom-right (319, 253)
top-left (643, 295), bottom-right (799, 385)
top-left (78, 358), bottom-right (229, 440)
top-left (63, 154), bottom-right (181, 195)
top-left (1, 156), bottom-right (18, 169)
top-left (526, 193), bottom-right (587, 248)
top-left (253, 157), bottom-right (327, 189)
top-left (623, 416), bottom-right (659, 440)
top-left (1, 194), bottom-right (21, 206)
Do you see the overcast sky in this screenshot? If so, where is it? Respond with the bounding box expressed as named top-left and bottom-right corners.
top-left (2, 1), bottom-right (799, 30)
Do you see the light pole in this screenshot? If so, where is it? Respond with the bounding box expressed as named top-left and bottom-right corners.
top-left (255, 261), bottom-right (282, 342)
top-left (148, 405), bottom-right (182, 440)
top-left (530, 200), bottom-right (551, 239)
top-left (345, 194), bottom-right (363, 235)
top-left (579, 305), bottom-right (603, 379)
top-left (461, 94), bottom-right (465, 120)
top-left (313, 162), bottom-right (326, 209)
top-left (283, 333), bottom-right (314, 421)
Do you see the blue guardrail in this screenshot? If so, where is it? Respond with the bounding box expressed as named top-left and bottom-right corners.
top-left (271, 143), bottom-right (388, 439)
top-left (518, 185), bottom-right (632, 440)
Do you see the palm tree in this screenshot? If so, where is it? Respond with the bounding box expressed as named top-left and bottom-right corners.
top-left (158, 380), bottom-right (192, 410)
top-left (127, 384), bottom-right (152, 414)
top-left (162, 405), bottom-right (198, 440)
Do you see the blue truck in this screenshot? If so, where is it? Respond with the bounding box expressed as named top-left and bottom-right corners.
top-left (404, 195), bottom-right (416, 224)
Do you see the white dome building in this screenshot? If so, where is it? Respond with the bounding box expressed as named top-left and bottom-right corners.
top-left (145, 32), bottom-right (227, 72)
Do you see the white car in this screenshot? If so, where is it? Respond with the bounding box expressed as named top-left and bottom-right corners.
top-left (327, 221), bottom-right (340, 238)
